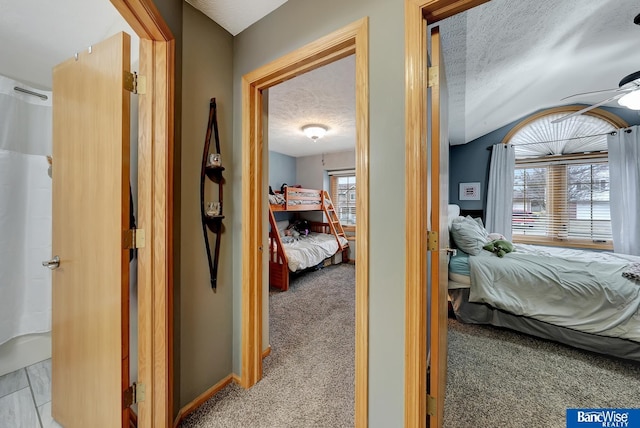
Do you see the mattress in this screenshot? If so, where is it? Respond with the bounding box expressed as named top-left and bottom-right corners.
top-left (280, 232), bottom-right (348, 272)
top-left (468, 244), bottom-right (640, 342)
top-left (449, 288), bottom-right (640, 362)
top-left (448, 251), bottom-right (471, 288)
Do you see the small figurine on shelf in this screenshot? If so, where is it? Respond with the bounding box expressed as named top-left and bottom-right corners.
top-left (206, 201), bottom-right (221, 217)
top-left (207, 153), bottom-right (222, 167)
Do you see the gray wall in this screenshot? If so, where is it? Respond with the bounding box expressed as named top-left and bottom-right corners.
top-left (178, 3), bottom-right (234, 409)
top-left (449, 106), bottom-right (640, 214)
top-left (232, 1), bottom-right (406, 425)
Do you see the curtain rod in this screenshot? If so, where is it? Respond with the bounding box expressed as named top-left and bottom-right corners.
top-left (485, 129), bottom-right (632, 150)
top-left (13, 86), bottom-right (48, 101)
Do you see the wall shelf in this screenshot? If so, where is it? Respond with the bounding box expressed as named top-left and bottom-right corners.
top-left (199, 98), bottom-right (224, 290)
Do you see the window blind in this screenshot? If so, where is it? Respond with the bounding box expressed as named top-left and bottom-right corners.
top-left (512, 157), bottom-right (611, 247)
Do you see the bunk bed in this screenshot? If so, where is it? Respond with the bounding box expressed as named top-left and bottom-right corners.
top-left (446, 204), bottom-right (640, 362)
top-left (268, 187), bottom-right (349, 291)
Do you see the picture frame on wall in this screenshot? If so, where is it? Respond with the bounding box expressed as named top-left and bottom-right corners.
top-left (459, 182), bottom-right (481, 201)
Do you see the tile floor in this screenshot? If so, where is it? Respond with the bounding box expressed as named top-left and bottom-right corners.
top-left (0, 359), bottom-right (61, 428)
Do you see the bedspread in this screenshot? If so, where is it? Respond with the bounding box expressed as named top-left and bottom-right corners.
top-left (468, 247), bottom-right (640, 342)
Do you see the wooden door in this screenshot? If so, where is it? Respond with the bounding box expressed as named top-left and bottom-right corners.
top-left (427, 26), bottom-right (449, 427)
top-left (51, 32), bottom-right (131, 428)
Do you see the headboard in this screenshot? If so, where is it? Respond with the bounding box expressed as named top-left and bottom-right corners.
top-left (459, 209), bottom-right (484, 221)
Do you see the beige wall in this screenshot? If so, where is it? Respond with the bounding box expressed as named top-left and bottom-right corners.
top-left (232, 0), bottom-right (406, 426)
top-left (178, 3), bottom-right (234, 409)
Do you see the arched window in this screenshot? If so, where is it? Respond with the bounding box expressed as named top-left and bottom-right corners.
top-left (502, 107), bottom-right (627, 249)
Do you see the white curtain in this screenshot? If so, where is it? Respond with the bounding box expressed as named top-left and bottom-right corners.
top-left (485, 144), bottom-right (516, 240)
top-left (607, 127), bottom-right (640, 255)
top-left (0, 75), bottom-right (52, 345)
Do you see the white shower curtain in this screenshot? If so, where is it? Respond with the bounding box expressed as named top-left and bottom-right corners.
top-left (607, 126), bottom-right (640, 255)
top-left (485, 143), bottom-right (516, 241)
top-left (0, 75), bottom-right (52, 345)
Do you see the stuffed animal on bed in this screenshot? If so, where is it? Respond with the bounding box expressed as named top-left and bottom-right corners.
top-left (483, 239), bottom-right (514, 258)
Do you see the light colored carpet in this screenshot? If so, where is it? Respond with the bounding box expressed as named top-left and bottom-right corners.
top-left (181, 264), bottom-right (355, 428)
top-left (445, 318), bottom-right (640, 428)
top-left (180, 265), bottom-right (639, 428)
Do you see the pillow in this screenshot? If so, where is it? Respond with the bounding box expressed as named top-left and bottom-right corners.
top-left (488, 232), bottom-right (506, 241)
top-left (467, 215), bottom-right (485, 231)
top-left (447, 204), bottom-right (460, 229)
top-left (450, 218), bottom-right (489, 255)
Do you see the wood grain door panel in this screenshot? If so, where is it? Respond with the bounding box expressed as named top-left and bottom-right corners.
top-left (427, 26), bottom-right (449, 428)
top-left (51, 31), bottom-right (131, 428)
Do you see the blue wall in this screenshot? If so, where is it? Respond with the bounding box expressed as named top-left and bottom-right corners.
top-left (449, 106), bottom-right (640, 214)
top-left (268, 151), bottom-right (296, 192)
top-left (269, 151), bottom-right (297, 222)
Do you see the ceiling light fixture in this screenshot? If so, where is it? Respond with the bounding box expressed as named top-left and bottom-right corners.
top-left (302, 124), bottom-right (328, 141)
top-left (618, 90), bottom-right (640, 110)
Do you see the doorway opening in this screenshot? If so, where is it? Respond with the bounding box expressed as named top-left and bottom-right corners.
top-left (241, 17), bottom-right (369, 426)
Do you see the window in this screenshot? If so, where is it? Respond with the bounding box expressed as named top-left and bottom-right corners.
top-left (330, 173), bottom-right (356, 228)
top-left (512, 158), bottom-right (612, 247)
top-left (505, 108), bottom-right (624, 250)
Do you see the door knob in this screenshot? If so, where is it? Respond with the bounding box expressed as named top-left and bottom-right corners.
top-left (445, 248), bottom-right (457, 256)
top-left (42, 256), bottom-right (60, 270)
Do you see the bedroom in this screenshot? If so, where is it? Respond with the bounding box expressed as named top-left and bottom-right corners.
top-left (266, 53), bottom-right (356, 292)
top-left (433, 0), bottom-right (640, 424)
top-left (5, 0), bottom-right (639, 426)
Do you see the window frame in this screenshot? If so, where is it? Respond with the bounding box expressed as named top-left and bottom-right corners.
top-left (503, 107), bottom-right (627, 250)
top-left (329, 172), bottom-right (356, 234)
top-left (513, 153), bottom-right (613, 250)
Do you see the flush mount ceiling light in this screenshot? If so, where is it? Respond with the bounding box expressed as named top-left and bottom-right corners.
top-left (302, 124), bottom-right (328, 141)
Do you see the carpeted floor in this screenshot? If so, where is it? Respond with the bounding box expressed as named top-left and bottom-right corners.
top-left (444, 318), bottom-right (640, 428)
top-left (180, 264), bottom-right (639, 428)
top-left (180, 264), bottom-right (355, 428)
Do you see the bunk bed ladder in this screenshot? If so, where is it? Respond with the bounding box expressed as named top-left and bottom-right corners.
top-left (322, 190), bottom-right (348, 251)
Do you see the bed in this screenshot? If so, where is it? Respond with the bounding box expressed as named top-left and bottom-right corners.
top-left (268, 187), bottom-right (349, 291)
top-left (447, 204), bottom-right (640, 362)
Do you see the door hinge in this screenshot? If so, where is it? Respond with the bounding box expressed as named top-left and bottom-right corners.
top-left (427, 66), bottom-right (439, 88)
top-left (427, 394), bottom-right (436, 416)
top-left (123, 382), bottom-right (145, 408)
top-left (427, 231), bottom-right (439, 252)
top-left (123, 228), bottom-right (146, 249)
top-left (124, 71), bottom-right (146, 94)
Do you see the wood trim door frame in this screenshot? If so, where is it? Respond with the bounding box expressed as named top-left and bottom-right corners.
top-left (241, 18), bottom-right (370, 427)
top-left (404, 1), bottom-right (491, 427)
top-left (109, 1), bottom-right (174, 427)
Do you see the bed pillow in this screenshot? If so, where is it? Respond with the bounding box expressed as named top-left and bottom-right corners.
top-left (447, 204), bottom-right (460, 229)
top-left (450, 218), bottom-right (489, 255)
top-left (468, 215), bottom-right (485, 231)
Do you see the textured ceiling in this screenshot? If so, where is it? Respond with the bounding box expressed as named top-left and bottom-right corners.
top-left (268, 55), bottom-right (355, 158)
top-left (264, 0), bottom-right (640, 157)
top-left (4, 0), bottom-right (640, 156)
top-left (439, 0), bottom-right (640, 145)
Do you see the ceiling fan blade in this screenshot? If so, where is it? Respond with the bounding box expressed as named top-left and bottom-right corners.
top-left (560, 86), bottom-right (628, 101)
top-left (551, 92), bottom-right (627, 124)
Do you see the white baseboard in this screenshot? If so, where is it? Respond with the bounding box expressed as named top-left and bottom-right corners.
top-left (0, 333), bottom-right (51, 376)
